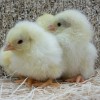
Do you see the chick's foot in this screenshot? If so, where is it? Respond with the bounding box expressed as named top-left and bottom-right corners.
top-left (37, 79), bottom-right (60, 88)
top-left (15, 77), bottom-right (60, 88)
top-left (32, 79), bottom-right (60, 88)
top-left (65, 75), bottom-right (85, 83)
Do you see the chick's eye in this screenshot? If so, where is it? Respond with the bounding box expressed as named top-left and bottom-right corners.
top-left (17, 40), bottom-right (23, 44)
top-left (57, 23), bottom-right (61, 27)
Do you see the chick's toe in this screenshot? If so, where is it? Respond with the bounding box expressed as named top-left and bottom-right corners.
top-left (65, 75), bottom-right (85, 83)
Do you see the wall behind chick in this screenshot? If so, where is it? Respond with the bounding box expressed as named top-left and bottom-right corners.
top-left (0, 0), bottom-right (99, 74)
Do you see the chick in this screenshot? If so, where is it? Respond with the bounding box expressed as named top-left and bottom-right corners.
top-left (36, 10), bottom-right (97, 82)
top-left (3, 21), bottom-right (64, 87)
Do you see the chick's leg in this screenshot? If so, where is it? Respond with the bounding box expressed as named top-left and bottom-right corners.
top-left (14, 75), bottom-right (38, 87)
top-left (65, 75), bottom-right (85, 83)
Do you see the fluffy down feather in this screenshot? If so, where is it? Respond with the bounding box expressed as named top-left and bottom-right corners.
top-left (2, 21), bottom-right (64, 81)
top-left (0, 47), bottom-right (15, 75)
top-left (36, 9), bottom-right (97, 81)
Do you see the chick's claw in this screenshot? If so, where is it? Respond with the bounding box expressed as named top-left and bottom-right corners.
top-left (66, 75), bottom-right (85, 83)
top-left (76, 75), bottom-right (85, 83)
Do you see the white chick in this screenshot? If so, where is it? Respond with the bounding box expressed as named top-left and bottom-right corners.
top-left (3, 21), bottom-right (64, 87)
top-left (36, 10), bottom-right (97, 82)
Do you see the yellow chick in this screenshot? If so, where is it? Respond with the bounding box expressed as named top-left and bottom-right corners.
top-left (36, 10), bottom-right (97, 82)
top-left (3, 21), bottom-right (64, 87)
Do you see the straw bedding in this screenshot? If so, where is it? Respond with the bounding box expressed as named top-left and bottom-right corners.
top-left (0, 69), bottom-right (99, 100)
top-left (0, 0), bottom-right (100, 99)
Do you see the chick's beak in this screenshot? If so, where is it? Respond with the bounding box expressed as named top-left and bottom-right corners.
top-left (4, 43), bottom-right (15, 51)
top-left (48, 25), bottom-right (56, 32)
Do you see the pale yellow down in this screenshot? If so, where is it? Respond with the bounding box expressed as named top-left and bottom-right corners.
top-left (36, 13), bottom-right (56, 31)
top-left (0, 48), bottom-right (14, 75)
top-left (36, 9), bottom-right (97, 80)
top-left (0, 21), bottom-right (64, 81)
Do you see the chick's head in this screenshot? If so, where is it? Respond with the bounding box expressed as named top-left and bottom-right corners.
top-left (36, 13), bottom-right (58, 33)
top-left (4, 21), bottom-right (41, 53)
top-left (49, 17), bottom-right (71, 34)
top-left (54, 9), bottom-right (93, 35)
top-left (38, 10), bottom-right (92, 39)
top-left (36, 13), bottom-right (71, 35)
